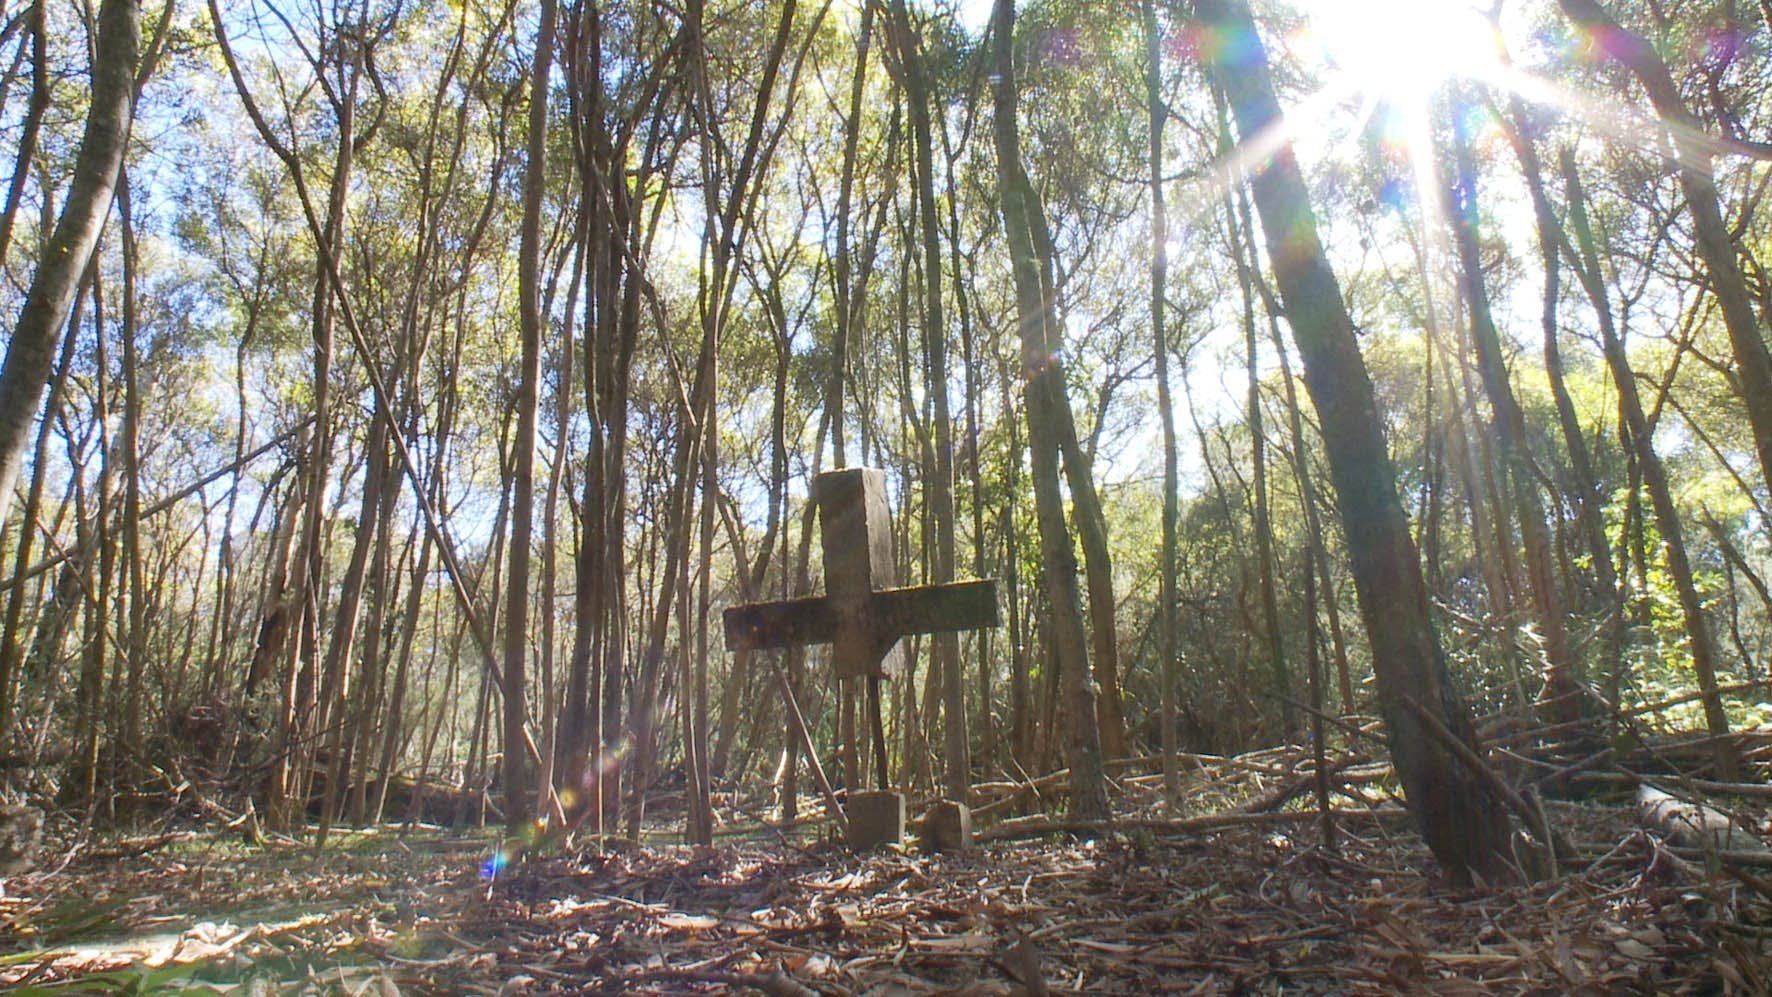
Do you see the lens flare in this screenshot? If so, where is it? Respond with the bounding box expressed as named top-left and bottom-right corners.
top-left (481, 849), bottom-right (508, 879)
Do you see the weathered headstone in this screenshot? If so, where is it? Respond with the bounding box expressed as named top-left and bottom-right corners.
top-left (920, 799), bottom-right (972, 854)
top-left (724, 467), bottom-right (997, 850)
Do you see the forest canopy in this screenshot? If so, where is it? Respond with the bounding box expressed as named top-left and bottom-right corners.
top-left (0, 0), bottom-right (1768, 885)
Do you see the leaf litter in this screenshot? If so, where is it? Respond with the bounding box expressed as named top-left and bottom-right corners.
top-left (3, 754), bottom-right (1771, 994)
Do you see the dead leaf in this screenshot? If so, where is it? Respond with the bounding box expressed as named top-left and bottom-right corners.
top-left (657, 912), bottom-right (720, 932)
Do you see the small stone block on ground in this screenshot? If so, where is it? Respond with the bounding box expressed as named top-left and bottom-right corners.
top-left (846, 790), bottom-right (906, 850)
top-left (920, 800), bottom-right (972, 854)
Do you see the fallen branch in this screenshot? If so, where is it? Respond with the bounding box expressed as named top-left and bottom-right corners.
top-left (977, 807), bottom-right (1413, 844)
top-left (1236, 752), bottom-right (1363, 815)
top-left (84, 830), bottom-right (200, 861)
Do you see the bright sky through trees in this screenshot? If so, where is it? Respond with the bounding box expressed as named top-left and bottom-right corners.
top-left (1303, 0), bottom-right (1502, 100)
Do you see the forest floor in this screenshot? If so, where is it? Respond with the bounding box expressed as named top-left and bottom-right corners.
top-left (3, 763), bottom-right (1771, 994)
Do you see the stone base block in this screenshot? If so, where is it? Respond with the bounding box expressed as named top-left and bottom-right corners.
top-left (845, 790), bottom-right (905, 850)
top-left (920, 800), bottom-right (972, 854)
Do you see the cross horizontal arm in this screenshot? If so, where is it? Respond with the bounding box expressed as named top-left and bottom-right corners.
top-left (723, 596), bottom-right (836, 652)
top-left (870, 579), bottom-right (999, 639)
top-left (722, 579), bottom-right (999, 654)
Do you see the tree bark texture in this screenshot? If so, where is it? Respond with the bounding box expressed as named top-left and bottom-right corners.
top-left (1557, 0), bottom-right (1772, 500)
top-left (1194, 0), bottom-right (1516, 884)
top-left (1559, 147), bottom-right (1735, 778)
top-left (992, 0), bottom-right (1108, 821)
top-left (0, 0), bottom-right (138, 534)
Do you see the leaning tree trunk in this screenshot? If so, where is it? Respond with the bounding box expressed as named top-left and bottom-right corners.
top-left (0, 0), bottom-right (138, 533)
top-left (1237, 191), bottom-right (1357, 712)
top-left (1498, 97), bottom-right (1617, 606)
top-left (1557, 0), bottom-right (1772, 499)
top-left (990, 0), bottom-right (1108, 820)
top-left (1224, 158), bottom-right (1291, 739)
top-left (1559, 148), bottom-right (1735, 778)
top-left (1030, 204), bottom-right (1128, 762)
top-left (1444, 103), bottom-right (1580, 724)
top-left (1195, 0), bottom-right (1516, 885)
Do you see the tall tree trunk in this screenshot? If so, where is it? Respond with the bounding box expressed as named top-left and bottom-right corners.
top-left (0, 0), bottom-right (138, 534)
top-left (1558, 0), bottom-right (1772, 496)
top-left (313, 414), bottom-right (391, 846)
top-left (71, 273), bottom-right (118, 811)
top-left (1444, 103), bottom-right (1580, 724)
top-left (503, 0), bottom-right (557, 833)
top-left (1001, 377), bottom-right (1031, 769)
top-left (279, 151), bottom-right (345, 829)
top-left (826, 40), bottom-right (890, 782)
top-left (1032, 215), bottom-right (1128, 763)
top-left (0, 0), bottom-right (55, 741)
top-left (1499, 96), bottom-right (1617, 605)
top-left (1431, 267), bottom-right (1514, 620)
top-left (687, 467), bottom-right (714, 843)
top-left (1241, 201), bottom-right (1356, 712)
top-left (1143, 0), bottom-right (1182, 797)
top-left (349, 471), bottom-right (403, 827)
top-left (116, 175), bottom-right (150, 792)
top-left (1221, 136), bottom-right (1290, 738)
top-left (829, 0), bottom-right (874, 471)
top-left (886, 0), bottom-right (966, 804)
top-left (990, 0), bottom-right (1107, 820)
top-left (1559, 148), bottom-right (1735, 778)
top-left (1195, 0), bottom-right (1515, 884)
top-left (0, 269), bottom-right (81, 742)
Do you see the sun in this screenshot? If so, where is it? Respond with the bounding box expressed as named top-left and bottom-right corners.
top-left (1301, 0), bottom-right (1501, 100)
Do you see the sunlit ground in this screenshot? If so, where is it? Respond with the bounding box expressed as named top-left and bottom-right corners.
top-left (2, 783), bottom-right (1762, 993)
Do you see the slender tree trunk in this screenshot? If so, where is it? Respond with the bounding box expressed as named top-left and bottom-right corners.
top-left (1222, 144), bottom-right (1290, 738)
top-left (72, 274), bottom-right (117, 811)
top-left (314, 414), bottom-right (391, 846)
top-left (244, 472), bottom-right (301, 701)
top-left (886, 0), bottom-right (966, 803)
top-left (372, 513), bottom-right (433, 824)
top-left (1033, 225), bottom-right (1127, 762)
top-left (116, 176), bottom-right (150, 790)
top-left (1558, 0), bottom-right (1772, 496)
top-left (1196, 0), bottom-right (1515, 884)
top-left (1499, 99), bottom-right (1617, 605)
top-left (1559, 148), bottom-right (1735, 777)
top-left (1242, 204), bottom-right (1356, 713)
top-left (829, 0), bottom-right (874, 471)
top-left (0, 0), bottom-right (138, 535)
top-left (0, 270), bottom-right (81, 741)
top-left (991, 0), bottom-right (1107, 820)
top-left (1433, 274), bottom-right (1513, 620)
top-left (270, 24), bottom-right (363, 830)
top-left (687, 467), bottom-right (713, 843)
top-left (1001, 379), bottom-right (1031, 769)
top-left (1444, 105), bottom-right (1580, 724)
top-left (1143, 0), bottom-right (1182, 797)
top-left (502, 0), bottom-right (556, 834)
top-left (1703, 511), bottom-right (1772, 633)
top-left (0, 0), bottom-right (55, 743)
top-left (0, 0), bottom-right (48, 271)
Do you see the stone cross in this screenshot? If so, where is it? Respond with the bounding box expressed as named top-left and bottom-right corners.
top-left (722, 468), bottom-right (997, 680)
top-left (722, 467), bottom-right (998, 850)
